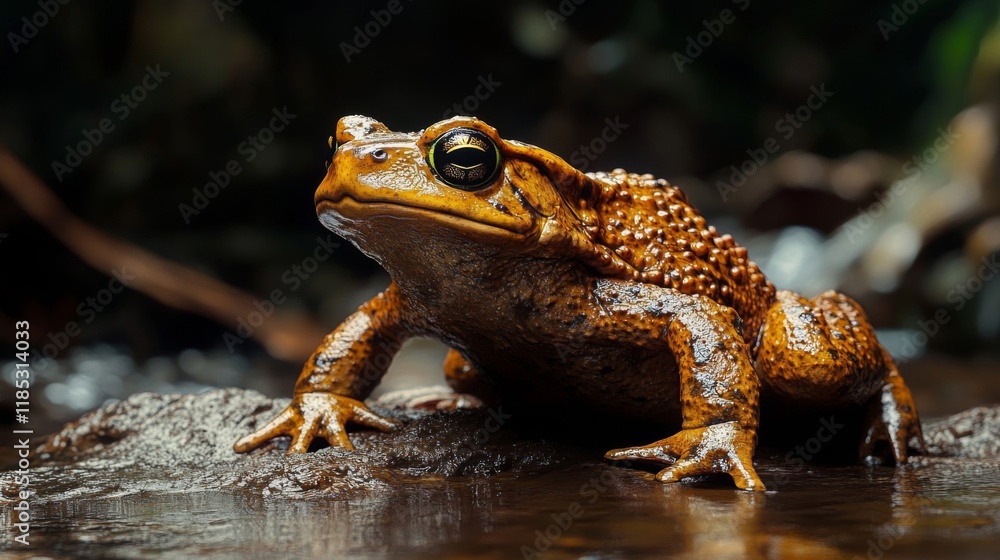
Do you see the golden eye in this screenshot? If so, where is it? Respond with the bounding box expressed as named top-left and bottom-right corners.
top-left (427, 128), bottom-right (501, 190)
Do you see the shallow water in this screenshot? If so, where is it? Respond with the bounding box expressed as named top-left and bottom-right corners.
top-left (5, 454), bottom-right (998, 559)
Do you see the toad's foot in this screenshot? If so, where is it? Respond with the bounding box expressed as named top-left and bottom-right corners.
top-left (234, 392), bottom-right (400, 454)
top-left (372, 385), bottom-right (484, 411)
top-left (860, 371), bottom-right (926, 465)
top-left (605, 422), bottom-right (765, 491)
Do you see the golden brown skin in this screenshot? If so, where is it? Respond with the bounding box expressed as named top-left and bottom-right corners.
top-left (234, 115), bottom-right (926, 490)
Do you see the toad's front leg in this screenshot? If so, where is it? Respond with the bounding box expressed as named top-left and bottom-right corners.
top-left (591, 280), bottom-right (765, 491)
top-left (234, 282), bottom-right (412, 454)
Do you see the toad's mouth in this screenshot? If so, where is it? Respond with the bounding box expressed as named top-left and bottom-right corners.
top-left (316, 196), bottom-right (535, 240)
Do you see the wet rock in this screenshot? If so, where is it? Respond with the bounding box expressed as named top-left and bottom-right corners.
top-left (12, 389), bottom-right (1000, 505)
top-left (3, 392), bottom-right (999, 558)
top-left (22, 388), bottom-right (571, 500)
top-left (924, 405), bottom-right (1000, 459)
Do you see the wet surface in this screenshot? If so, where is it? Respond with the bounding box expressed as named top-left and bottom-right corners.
top-left (1, 389), bottom-right (998, 559)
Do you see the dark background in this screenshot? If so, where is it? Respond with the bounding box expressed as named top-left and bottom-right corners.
top-left (2, 0), bottom-right (999, 433)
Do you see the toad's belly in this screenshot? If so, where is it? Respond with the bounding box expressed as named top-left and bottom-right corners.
top-left (465, 341), bottom-right (684, 432)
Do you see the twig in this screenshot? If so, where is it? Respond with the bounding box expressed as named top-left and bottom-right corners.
top-left (0, 147), bottom-right (326, 361)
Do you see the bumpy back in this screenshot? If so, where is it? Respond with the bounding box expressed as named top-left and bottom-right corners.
top-left (567, 168), bottom-right (776, 342)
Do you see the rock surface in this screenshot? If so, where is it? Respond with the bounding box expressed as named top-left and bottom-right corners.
top-left (18, 388), bottom-right (572, 500)
top-left (8, 388), bottom-right (998, 501)
top-left (923, 405), bottom-right (1000, 459)
top-left (2, 389), bottom-right (999, 559)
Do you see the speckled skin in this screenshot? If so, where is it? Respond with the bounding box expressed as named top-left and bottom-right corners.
top-left (235, 115), bottom-right (926, 490)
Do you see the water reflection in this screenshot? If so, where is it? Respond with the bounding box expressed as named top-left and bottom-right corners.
top-left (4, 454), bottom-right (999, 558)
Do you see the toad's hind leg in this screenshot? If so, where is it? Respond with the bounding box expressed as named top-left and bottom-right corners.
top-left (444, 349), bottom-right (499, 405)
top-left (389, 349), bottom-right (500, 411)
top-left (756, 290), bottom-right (925, 463)
top-left (860, 353), bottom-right (926, 463)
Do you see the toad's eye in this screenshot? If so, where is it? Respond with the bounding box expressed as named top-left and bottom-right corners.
top-left (427, 128), bottom-right (502, 190)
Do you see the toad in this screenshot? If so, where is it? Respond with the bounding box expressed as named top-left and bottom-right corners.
top-left (235, 115), bottom-right (925, 490)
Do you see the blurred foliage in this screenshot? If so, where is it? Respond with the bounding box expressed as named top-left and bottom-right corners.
top-left (918, 0), bottom-right (999, 141)
top-left (0, 0), bottom-right (999, 367)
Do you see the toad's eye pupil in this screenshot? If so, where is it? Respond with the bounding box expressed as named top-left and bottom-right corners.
top-left (427, 128), bottom-right (501, 190)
